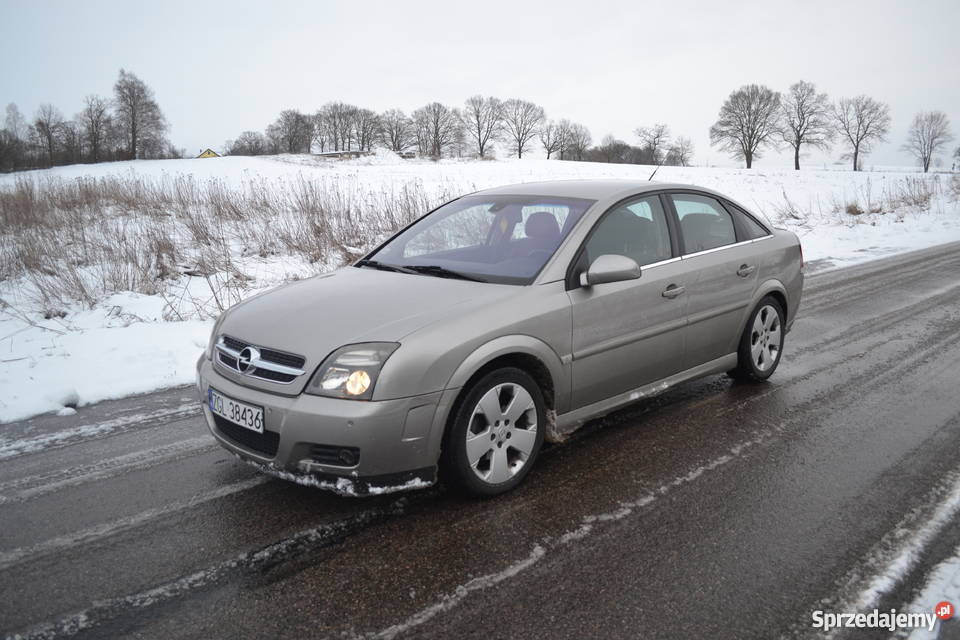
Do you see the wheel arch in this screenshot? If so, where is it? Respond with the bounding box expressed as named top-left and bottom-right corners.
top-left (430, 336), bottom-right (567, 459)
top-left (751, 279), bottom-right (789, 325)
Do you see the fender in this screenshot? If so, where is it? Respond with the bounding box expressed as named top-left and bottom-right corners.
top-left (740, 278), bottom-right (789, 333)
top-left (423, 335), bottom-right (570, 460)
top-left (444, 334), bottom-right (568, 399)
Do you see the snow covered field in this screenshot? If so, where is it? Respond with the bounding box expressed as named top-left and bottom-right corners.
top-left (1, 152), bottom-right (959, 423)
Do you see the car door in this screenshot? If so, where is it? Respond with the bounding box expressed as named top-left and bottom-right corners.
top-left (567, 194), bottom-right (689, 410)
top-left (667, 192), bottom-right (761, 370)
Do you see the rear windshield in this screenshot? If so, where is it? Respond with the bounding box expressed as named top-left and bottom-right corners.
top-left (366, 194), bottom-right (595, 284)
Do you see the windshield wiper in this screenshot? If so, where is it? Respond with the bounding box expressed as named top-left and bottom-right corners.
top-left (404, 265), bottom-right (487, 282)
top-left (355, 259), bottom-right (418, 274)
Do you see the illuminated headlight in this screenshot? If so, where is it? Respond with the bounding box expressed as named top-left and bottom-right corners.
top-left (305, 343), bottom-right (399, 400)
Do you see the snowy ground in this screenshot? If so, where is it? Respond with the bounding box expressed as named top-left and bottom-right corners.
top-left (1, 152), bottom-right (959, 423)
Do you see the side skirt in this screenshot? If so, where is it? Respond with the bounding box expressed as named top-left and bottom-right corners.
top-left (553, 353), bottom-right (738, 440)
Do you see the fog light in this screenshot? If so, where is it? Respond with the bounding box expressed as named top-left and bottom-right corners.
top-left (337, 448), bottom-right (358, 466)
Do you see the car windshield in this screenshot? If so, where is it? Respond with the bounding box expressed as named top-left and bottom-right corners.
top-left (363, 194), bottom-right (595, 284)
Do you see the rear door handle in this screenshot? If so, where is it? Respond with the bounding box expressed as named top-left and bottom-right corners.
top-left (737, 264), bottom-right (756, 277)
top-left (662, 284), bottom-right (685, 299)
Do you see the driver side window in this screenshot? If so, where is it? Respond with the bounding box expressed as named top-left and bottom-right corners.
top-left (584, 196), bottom-right (673, 267)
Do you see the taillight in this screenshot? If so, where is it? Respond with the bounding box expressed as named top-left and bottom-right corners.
top-left (799, 244), bottom-right (804, 271)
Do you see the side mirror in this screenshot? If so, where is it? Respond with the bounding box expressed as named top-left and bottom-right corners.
top-left (580, 254), bottom-right (641, 287)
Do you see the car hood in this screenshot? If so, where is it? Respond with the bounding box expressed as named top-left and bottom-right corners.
top-left (216, 266), bottom-right (518, 394)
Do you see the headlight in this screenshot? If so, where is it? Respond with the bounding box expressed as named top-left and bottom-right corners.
top-left (304, 343), bottom-right (399, 400)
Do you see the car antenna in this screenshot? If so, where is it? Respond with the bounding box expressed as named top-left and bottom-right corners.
top-left (647, 159), bottom-right (663, 181)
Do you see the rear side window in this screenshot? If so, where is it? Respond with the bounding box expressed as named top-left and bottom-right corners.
top-left (584, 195), bottom-right (673, 267)
top-left (671, 194), bottom-right (737, 254)
top-left (725, 202), bottom-right (770, 239)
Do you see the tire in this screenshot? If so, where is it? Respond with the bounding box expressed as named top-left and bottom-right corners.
top-left (441, 367), bottom-right (546, 497)
top-left (728, 296), bottom-right (786, 382)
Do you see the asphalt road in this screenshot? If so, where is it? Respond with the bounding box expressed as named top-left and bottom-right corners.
top-left (2, 242), bottom-right (960, 640)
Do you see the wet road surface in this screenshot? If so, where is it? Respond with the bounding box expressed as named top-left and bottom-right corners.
top-left (2, 242), bottom-right (960, 639)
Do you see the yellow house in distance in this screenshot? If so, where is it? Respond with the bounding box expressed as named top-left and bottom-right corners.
top-left (196, 148), bottom-right (220, 158)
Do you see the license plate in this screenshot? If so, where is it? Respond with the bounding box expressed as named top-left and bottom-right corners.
top-left (208, 388), bottom-right (264, 434)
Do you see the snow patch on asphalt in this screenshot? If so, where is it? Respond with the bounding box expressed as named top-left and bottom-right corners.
top-left (854, 468), bottom-right (960, 611)
top-left (8, 498), bottom-right (409, 640)
top-left (0, 435), bottom-right (217, 504)
top-left (0, 475), bottom-right (267, 572)
top-left (362, 432), bottom-right (773, 639)
top-left (903, 545), bottom-right (960, 639)
top-left (0, 402), bottom-right (199, 461)
top-left (794, 466), bottom-right (960, 640)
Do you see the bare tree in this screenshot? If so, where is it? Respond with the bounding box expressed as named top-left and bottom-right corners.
top-left (555, 119), bottom-right (574, 159)
top-left (463, 95), bottom-right (503, 158)
top-left (591, 135), bottom-right (631, 163)
top-left (59, 120), bottom-right (84, 164)
top-left (378, 109), bottom-right (414, 153)
top-left (903, 111), bottom-right (953, 173)
top-left (833, 95), bottom-right (891, 171)
top-left (33, 104), bottom-right (64, 167)
top-left (226, 131), bottom-right (267, 156)
top-left (710, 84), bottom-right (781, 168)
top-left (665, 137), bottom-right (695, 166)
top-left (317, 102), bottom-right (357, 151)
top-left (502, 99), bottom-right (545, 158)
top-left (635, 123), bottom-right (671, 164)
top-left (565, 122), bottom-right (592, 161)
top-left (78, 95), bottom-right (111, 163)
top-left (2, 103), bottom-right (28, 170)
top-left (113, 69), bottom-right (168, 160)
top-left (350, 108), bottom-right (379, 152)
top-left (779, 81), bottom-right (834, 170)
top-left (270, 109), bottom-right (313, 153)
top-left (412, 102), bottom-right (462, 158)
top-left (539, 120), bottom-right (564, 159)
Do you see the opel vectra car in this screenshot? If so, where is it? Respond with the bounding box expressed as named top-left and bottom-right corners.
top-left (197, 180), bottom-right (803, 496)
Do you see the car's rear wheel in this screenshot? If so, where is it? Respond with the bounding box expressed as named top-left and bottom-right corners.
top-left (442, 367), bottom-right (545, 496)
top-left (728, 296), bottom-right (785, 382)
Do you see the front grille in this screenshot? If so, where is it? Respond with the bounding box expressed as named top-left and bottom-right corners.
top-left (251, 367), bottom-right (297, 383)
top-left (216, 335), bottom-right (306, 384)
top-left (310, 444), bottom-right (361, 467)
top-left (259, 348), bottom-right (305, 369)
top-left (213, 414), bottom-right (280, 456)
top-left (222, 335), bottom-right (246, 352)
top-left (218, 353), bottom-right (238, 369)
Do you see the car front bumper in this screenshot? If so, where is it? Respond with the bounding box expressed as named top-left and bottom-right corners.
top-left (196, 356), bottom-right (443, 488)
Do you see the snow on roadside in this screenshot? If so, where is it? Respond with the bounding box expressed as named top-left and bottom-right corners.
top-left (0, 293), bottom-right (210, 423)
top-left (904, 547), bottom-right (960, 639)
top-left (1, 155), bottom-right (959, 423)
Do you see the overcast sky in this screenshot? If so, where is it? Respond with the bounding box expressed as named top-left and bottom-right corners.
top-left (1, 0), bottom-right (958, 168)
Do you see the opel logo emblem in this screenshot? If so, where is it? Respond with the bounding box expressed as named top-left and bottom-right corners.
top-left (237, 346), bottom-right (259, 374)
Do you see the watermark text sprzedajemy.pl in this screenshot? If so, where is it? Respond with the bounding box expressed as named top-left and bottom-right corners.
top-left (811, 602), bottom-right (953, 633)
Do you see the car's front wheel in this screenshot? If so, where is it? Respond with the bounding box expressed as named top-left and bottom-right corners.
top-left (442, 367), bottom-right (545, 496)
top-left (728, 296), bottom-right (785, 382)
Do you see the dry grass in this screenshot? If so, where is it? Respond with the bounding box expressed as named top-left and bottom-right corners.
top-left (0, 174), bottom-right (458, 318)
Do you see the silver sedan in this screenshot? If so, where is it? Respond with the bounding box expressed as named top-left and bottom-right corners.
top-left (196, 180), bottom-right (804, 496)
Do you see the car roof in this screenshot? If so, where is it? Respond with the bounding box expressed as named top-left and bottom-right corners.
top-left (470, 179), bottom-right (726, 201)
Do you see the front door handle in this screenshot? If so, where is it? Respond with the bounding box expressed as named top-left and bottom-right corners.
top-left (662, 284), bottom-right (685, 299)
top-left (737, 264), bottom-right (756, 277)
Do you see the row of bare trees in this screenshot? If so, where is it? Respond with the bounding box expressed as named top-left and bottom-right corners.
top-left (227, 97), bottom-right (699, 166)
top-left (710, 81), bottom-right (955, 171)
top-left (226, 96), bottom-right (600, 160)
top-left (584, 125), bottom-right (696, 167)
top-left (0, 70), bottom-right (177, 172)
